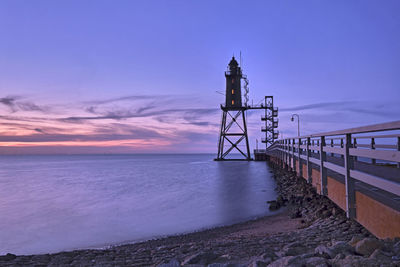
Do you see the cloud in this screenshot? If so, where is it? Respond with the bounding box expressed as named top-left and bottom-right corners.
top-left (61, 107), bottom-right (219, 123)
top-left (279, 100), bottom-right (399, 119)
top-left (0, 95), bottom-right (47, 113)
top-left (0, 126), bottom-right (163, 142)
top-left (82, 95), bottom-right (170, 105)
top-left (0, 96), bottom-right (20, 112)
top-left (280, 101), bottom-right (356, 112)
top-left (17, 101), bottom-right (46, 112)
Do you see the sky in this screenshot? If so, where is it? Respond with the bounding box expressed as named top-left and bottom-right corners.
top-left (0, 0), bottom-right (399, 154)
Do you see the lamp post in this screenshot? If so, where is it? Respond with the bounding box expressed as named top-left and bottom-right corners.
top-left (291, 114), bottom-right (300, 136)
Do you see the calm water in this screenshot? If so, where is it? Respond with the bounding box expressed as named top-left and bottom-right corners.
top-left (0, 154), bottom-right (278, 255)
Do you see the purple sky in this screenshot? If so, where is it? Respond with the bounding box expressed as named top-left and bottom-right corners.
top-left (0, 0), bottom-right (399, 154)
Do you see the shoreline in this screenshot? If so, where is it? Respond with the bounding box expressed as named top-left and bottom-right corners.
top-left (95, 208), bottom-right (291, 251)
top-left (1, 166), bottom-right (399, 266)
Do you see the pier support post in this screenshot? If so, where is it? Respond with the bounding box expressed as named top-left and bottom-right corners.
top-left (307, 137), bottom-right (312, 184)
top-left (292, 138), bottom-right (295, 172)
top-left (284, 139), bottom-right (288, 170)
top-left (298, 137), bottom-right (302, 178)
top-left (344, 134), bottom-right (356, 219)
top-left (371, 138), bottom-right (376, 165)
top-left (397, 137), bottom-right (400, 169)
top-left (319, 136), bottom-right (327, 196)
top-left (288, 139), bottom-right (291, 170)
top-left (282, 140), bottom-right (285, 169)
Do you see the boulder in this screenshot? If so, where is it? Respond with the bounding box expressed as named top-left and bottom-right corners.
top-left (248, 257), bottom-right (272, 267)
top-left (315, 245), bottom-right (335, 259)
top-left (267, 256), bottom-right (304, 267)
top-left (208, 263), bottom-right (245, 267)
top-left (157, 258), bottom-right (180, 267)
top-left (315, 241), bottom-right (354, 259)
top-left (182, 251), bottom-right (219, 265)
top-left (348, 235), bottom-right (363, 247)
top-left (331, 255), bottom-right (378, 267)
top-left (267, 200), bottom-right (280, 211)
top-left (304, 257), bottom-right (328, 267)
top-left (0, 253), bottom-right (17, 261)
top-left (368, 249), bottom-right (391, 261)
top-left (355, 238), bottom-right (382, 256)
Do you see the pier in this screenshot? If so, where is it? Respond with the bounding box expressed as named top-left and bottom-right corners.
top-left (265, 120), bottom-right (400, 239)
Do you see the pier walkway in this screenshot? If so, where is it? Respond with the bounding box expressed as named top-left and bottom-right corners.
top-left (265, 120), bottom-right (400, 239)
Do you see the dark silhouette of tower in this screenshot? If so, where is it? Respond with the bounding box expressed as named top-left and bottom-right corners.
top-left (216, 57), bottom-right (251, 160)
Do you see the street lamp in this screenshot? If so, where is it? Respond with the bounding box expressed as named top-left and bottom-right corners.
top-left (291, 114), bottom-right (300, 136)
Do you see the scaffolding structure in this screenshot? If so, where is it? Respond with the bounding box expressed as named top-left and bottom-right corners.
top-left (261, 96), bottom-right (279, 149)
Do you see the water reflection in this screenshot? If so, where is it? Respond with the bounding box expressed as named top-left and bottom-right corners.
top-left (0, 154), bottom-right (278, 255)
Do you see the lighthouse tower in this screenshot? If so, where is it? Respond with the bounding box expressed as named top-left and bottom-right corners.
top-left (225, 57), bottom-right (242, 108)
top-left (216, 57), bottom-right (251, 160)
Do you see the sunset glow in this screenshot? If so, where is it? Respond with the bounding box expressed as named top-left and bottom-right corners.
top-left (1, 0), bottom-right (399, 154)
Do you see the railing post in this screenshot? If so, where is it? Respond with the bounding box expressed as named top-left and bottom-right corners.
top-left (285, 139), bottom-right (288, 170)
top-left (353, 138), bottom-right (357, 162)
top-left (281, 141), bottom-right (285, 169)
top-left (330, 139), bottom-right (334, 157)
top-left (320, 136), bottom-right (327, 196)
top-left (287, 139), bottom-right (291, 171)
top-left (307, 137), bottom-right (312, 183)
top-left (298, 137), bottom-right (302, 178)
top-left (292, 138), bottom-right (295, 172)
top-left (371, 138), bottom-right (376, 165)
top-left (288, 139), bottom-right (291, 170)
top-left (340, 138), bottom-right (344, 159)
top-left (344, 134), bottom-right (356, 219)
top-left (397, 137), bottom-right (400, 169)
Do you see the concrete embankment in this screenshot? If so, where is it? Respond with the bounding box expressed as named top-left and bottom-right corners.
top-left (1, 165), bottom-right (399, 266)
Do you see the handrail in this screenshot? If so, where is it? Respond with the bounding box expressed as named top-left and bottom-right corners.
top-left (277, 120), bottom-right (400, 140)
top-left (266, 120), bottom-right (400, 220)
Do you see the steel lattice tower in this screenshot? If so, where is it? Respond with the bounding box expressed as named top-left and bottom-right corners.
top-left (261, 96), bottom-right (279, 149)
top-left (215, 57), bottom-right (251, 161)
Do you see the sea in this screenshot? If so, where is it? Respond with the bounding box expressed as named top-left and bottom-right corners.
top-left (0, 154), bottom-right (279, 255)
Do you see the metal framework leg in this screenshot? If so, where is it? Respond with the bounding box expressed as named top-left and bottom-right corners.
top-left (215, 110), bottom-right (252, 161)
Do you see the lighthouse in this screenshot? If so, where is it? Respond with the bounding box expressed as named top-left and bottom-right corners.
top-left (225, 57), bottom-right (242, 108)
top-left (216, 57), bottom-right (251, 161)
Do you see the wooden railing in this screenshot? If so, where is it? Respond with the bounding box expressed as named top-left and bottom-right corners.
top-left (266, 120), bottom-right (400, 219)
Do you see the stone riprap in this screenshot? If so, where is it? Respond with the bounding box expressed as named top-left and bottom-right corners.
top-left (1, 165), bottom-right (399, 267)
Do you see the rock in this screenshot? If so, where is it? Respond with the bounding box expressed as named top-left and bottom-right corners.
top-left (355, 238), bottom-right (382, 256)
top-left (314, 241), bottom-right (354, 259)
top-left (368, 249), bottom-right (391, 261)
top-left (260, 251), bottom-right (278, 261)
top-left (208, 263), bottom-right (244, 267)
top-left (182, 251), bottom-right (219, 265)
top-left (267, 200), bottom-right (280, 211)
top-left (267, 256), bottom-right (303, 267)
top-left (216, 254), bottom-right (232, 262)
top-left (249, 257), bottom-right (271, 267)
top-left (304, 257), bottom-right (328, 267)
top-left (331, 255), bottom-right (378, 267)
top-left (280, 241), bottom-right (308, 257)
top-left (394, 240), bottom-right (400, 254)
top-left (348, 235), bottom-right (363, 247)
top-left (315, 245), bottom-right (335, 259)
top-left (330, 241), bottom-right (355, 256)
top-left (157, 258), bottom-right (180, 267)
top-left (333, 253), bottom-right (345, 261)
top-left (0, 253), bottom-right (17, 261)
top-left (321, 210), bottom-right (332, 218)
top-left (290, 209), bottom-right (302, 219)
